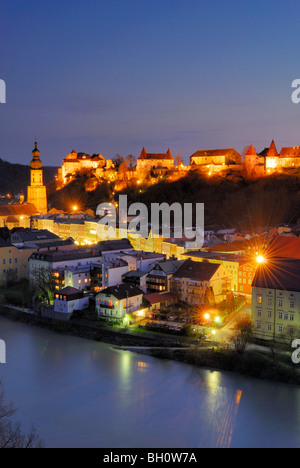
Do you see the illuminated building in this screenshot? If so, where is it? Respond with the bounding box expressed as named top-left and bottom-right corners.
top-left (58, 149), bottom-right (105, 185)
top-left (171, 259), bottom-right (232, 305)
top-left (136, 147), bottom-right (174, 176)
top-left (252, 258), bottom-right (300, 341)
top-left (27, 140), bottom-right (47, 214)
top-left (245, 140), bottom-right (300, 176)
top-left (190, 148), bottom-right (241, 174)
top-left (96, 284), bottom-right (144, 319)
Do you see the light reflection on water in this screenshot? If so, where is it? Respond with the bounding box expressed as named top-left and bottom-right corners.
top-left (0, 316), bottom-right (300, 448)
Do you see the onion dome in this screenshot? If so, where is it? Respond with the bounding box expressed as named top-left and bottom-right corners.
top-left (30, 140), bottom-right (43, 169)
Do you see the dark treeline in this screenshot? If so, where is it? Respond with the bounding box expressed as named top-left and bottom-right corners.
top-left (48, 169), bottom-right (300, 228)
top-left (0, 158), bottom-right (58, 195)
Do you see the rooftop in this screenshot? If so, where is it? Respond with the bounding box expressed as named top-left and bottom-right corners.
top-left (252, 258), bottom-right (300, 292)
top-left (98, 284), bottom-right (144, 300)
top-left (173, 259), bottom-right (220, 281)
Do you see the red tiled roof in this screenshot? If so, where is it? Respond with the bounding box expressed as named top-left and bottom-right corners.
top-left (245, 144), bottom-right (257, 156)
top-left (138, 147), bottom-right (173, 161)
top-left (0, 204), bottom-right (38, 216)
top-left (266, 236), bottom-right (300, 259)
top-left (267, 140), bottom-right (278, 157)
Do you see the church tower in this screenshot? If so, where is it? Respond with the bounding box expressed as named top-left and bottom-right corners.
top-left (27, 140), bottom-right (47, 214)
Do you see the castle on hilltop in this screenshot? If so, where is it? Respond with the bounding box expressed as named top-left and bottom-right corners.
top-left (55, 139), bottom-right (300, 189)
top-left (244, 140), bottom-right (300, 177)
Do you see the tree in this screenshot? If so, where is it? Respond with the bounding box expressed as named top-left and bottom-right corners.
top-left (31, 267), bottom-right (57, 306)
top-left (232, 315), bottom-right (253, 354)
top-left (0, 380), bottom-right (44, 448)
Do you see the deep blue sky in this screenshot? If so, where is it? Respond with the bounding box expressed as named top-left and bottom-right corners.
top-left (2, 0), bottom-right (300, 166)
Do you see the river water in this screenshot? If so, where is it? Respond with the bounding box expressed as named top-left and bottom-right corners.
top-left (0, 316), bottom-right (299, 448)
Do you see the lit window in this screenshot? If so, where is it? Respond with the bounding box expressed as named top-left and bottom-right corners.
top-left (257, 296), bottom-right (262, 304)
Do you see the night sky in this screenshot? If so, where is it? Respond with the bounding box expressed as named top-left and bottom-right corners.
top-left (2, 0), bottom-right (300, 166)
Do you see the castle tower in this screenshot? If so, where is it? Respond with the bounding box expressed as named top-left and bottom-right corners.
top-left (27, 140), bottom-right (47, 214)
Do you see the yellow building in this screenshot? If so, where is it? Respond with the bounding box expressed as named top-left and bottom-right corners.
top-left (27, 141), bottom-right (47, 214)
top-left (0, 239), bottom-right (36, 285)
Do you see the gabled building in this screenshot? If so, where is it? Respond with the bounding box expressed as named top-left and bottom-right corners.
top-left (190, 148), bottom-right (241, 175)
top-left (171, 259), bottom-right (232, 306)
top-left (96, 284), bottom-right (144, 320)
top-left (54, 286), bottom-right (90, 320)
top-left (146, 259), bottom-right (186, 293)
top-left (136, 147), bottom-right (174, 176)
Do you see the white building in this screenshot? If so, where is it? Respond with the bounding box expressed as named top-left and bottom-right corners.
top-left (53, 286), bottom-right (90, 320)
top-left (96, 284), bottom-right (144, 321)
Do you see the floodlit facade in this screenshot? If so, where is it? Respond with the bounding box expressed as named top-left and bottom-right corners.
top-left (27, 141), bottom-right (47, 214)
top-left (252, 258), bottom-right (300, 341)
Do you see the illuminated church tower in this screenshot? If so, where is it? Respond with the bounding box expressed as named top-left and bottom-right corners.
top-left (27, 140), bottom-right (47, 214)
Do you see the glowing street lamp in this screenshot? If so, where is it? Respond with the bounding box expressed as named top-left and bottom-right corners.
top-left (256, 255), bottom-right (265, 264)
top-left (214, 316), bottom-right (221, 324)
top-left (73, 205), bottom-right (78, 212)
top-left (204, 313), bottom-right (210, 321)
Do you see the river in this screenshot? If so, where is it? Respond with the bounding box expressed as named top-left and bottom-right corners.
top-left (0, 316), bottom-right (299, 448)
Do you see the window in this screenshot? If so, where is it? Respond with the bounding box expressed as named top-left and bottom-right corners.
top-left (278, 312), bottom-right (283, 320)
top-left (278, 298), bottom-right (283, 307)
top-left (289, 300), bottom-right (295, 309)
top-left (267, 310), bottom-right (272, 318)
top-left (267, 323), bottom-right (272, 332)
top-left (267, 298), bottom-right (272, 306)
top-left (290, 314), bottom-right (294, 322)
top-left (284, 313), bottom-right (289, 321)
top-left (257, 308), bottom-right (262, 317)
top-left (256, 322), bottom-right (261, 329)
top-left (257, 296), bottom-right (262, 304)
top-left (278, 325), bottom-right (283, 333)
top-left (2, 259), bottom-right (6, 265)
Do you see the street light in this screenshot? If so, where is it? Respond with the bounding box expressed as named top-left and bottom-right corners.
top-left (256, 255), bottom-right (265, 264)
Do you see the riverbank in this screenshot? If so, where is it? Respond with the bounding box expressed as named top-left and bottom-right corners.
top-left (0, 305), bottom-right (191, 348)
top-left (1, 304), bottom-right (299, 386)
top-left (138, 346), bottom-right (300, 385)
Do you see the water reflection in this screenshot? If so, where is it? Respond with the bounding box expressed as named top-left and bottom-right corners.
top-left (0, 317), bottom-right (299, 448)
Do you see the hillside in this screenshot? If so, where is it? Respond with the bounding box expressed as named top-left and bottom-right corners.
top-left (48, 168), bottom-right (300, 228)
top-left (0, 158), bottom-right (58, 195)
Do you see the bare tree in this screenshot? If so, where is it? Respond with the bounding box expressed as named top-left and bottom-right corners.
top-left (31, 267), bottom-right (57, 306)
top-left (232, 315), bottom-right (253, 354)
top-left (0, 380), bottom-right (44, 448)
